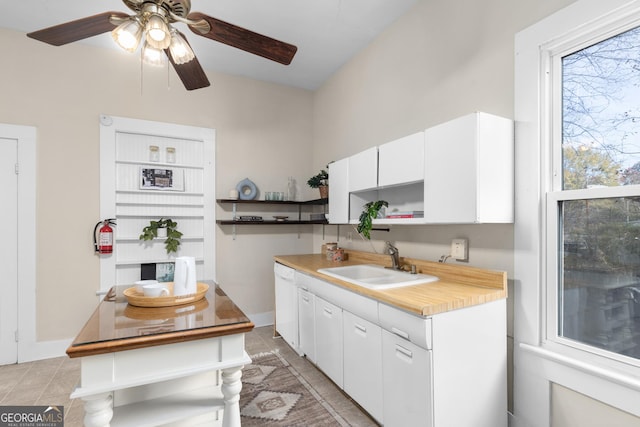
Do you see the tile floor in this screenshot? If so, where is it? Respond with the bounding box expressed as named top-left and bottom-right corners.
top-left (0, 326), bottom-right (378, 426)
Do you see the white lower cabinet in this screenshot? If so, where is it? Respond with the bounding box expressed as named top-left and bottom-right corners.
top-left (276, 265), bottom-right (506, 426)
top-left (382, 329), bottom-right (433, 427)
top-left (314, 296), bottom-right (344, 388)
top-left (274, 263), bottom-right (300, 354)
top-left (343, 311), bottom-right (383, 423)
top-left (298, 288), bottom-right (316, 363)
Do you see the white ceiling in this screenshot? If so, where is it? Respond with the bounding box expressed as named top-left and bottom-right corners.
top-left (0, 0), bottom-right (417, 90)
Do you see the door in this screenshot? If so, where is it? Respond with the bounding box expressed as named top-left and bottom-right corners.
top-left (0, 137), bottom-right (18, 364)
top-left (315, 296), bottom-right (343, 388)
top-left (343, 311), bottom-right (383, 423)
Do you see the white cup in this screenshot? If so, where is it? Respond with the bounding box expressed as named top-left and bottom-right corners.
top-left (143, 283), bottom-right (170, 297)
top-left (135, 279), bottom-right (158, 293)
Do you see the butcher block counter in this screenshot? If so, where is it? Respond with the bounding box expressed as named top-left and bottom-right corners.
top-left (274, 250), bottom-right (507, 316)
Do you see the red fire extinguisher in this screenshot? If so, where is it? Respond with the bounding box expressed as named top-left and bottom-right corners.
top-left (94, 219), bottom-right (116, 254)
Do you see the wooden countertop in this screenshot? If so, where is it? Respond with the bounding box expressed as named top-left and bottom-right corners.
top-left (274, 250), bottom-right (507, 316)
top-left (66, 282), bottom-right (254, 358)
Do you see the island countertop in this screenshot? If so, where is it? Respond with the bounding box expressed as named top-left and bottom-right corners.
top-left (66, 282), bottom-right (254, 358)
top-left (274, 250), bottom-right (507, 316)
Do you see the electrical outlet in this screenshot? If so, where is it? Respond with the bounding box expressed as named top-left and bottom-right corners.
top-left (451, 238), bottom-right (468, 261)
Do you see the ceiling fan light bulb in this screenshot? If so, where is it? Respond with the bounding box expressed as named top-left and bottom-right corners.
top-left (169, 31), bottom-right (195, 65)
top-left (112, 19), bottom-right (142, 53)
top-left (145, 14), bottom-right (170, 48)
top-left (142, 42), bottom-right (166, 67)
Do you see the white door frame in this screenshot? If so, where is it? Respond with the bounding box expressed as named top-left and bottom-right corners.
top-left (0, 123), bottom-right (36, 364)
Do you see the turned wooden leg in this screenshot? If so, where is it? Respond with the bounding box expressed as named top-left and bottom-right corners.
top-left (221, 366), bottom-right (244, 427)
top-left (82, 392), bottom-right (113, 427)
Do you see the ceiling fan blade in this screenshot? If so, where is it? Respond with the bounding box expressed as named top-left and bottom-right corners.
top-left (27, 11), bottom-right (129, 46)
top-left (187, 12), bottom-right (297, 65)
top-left (165, 43), bottom-right (210, 91)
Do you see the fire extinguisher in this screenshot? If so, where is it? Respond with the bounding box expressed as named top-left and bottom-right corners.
top-left (94, 219), bottom-right (116, 254)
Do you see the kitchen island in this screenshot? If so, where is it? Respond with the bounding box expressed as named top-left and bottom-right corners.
top-left (67, 282), bottom-right (254, 427)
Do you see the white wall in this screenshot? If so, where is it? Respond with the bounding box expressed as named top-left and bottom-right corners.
top-left (0, 27), bottom-right (314, 345)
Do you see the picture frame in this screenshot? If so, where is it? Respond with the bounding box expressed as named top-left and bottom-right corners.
top-left (140, 167), bottom-right (184, 191)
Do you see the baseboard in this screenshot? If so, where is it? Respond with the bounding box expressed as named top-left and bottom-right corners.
top-left (19, 338), bottom-right (73, 363)
top-left (247, 311), bottom-right (274, 328)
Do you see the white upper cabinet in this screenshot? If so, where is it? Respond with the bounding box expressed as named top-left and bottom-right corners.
top-left (329, 112), bottom-right (513, 225)
top-left (328, 158), bottom-right (349, 224)
top-left (423, 112), bottom-right (513, 223)
top-left (348, 147), bottom-right (378, 192)
top-left (378, 132), bottom-right (425, 188)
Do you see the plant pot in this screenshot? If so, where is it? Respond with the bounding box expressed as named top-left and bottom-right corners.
top-left (157, 227), bottom-right (167, 238)
top-left (319, 185), bottom-right (329, 199)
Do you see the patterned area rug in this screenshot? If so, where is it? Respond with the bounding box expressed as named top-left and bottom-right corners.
top-left (240, 351), bottom-right (348, 426)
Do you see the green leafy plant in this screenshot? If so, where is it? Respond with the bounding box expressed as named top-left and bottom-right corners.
top-left (357, 200), bottom-right (388, 240)
top-left (139, 218), bottom-right (183, 254)
top-left (307, 169), bottom-right (329, 188)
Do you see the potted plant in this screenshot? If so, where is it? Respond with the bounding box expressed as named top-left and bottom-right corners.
top-left (139, 218), bottom-right (183, 254)
top-left (307, 168), bottom-right (329, 199)
top-left (357, 200), bottom-right (388, 239)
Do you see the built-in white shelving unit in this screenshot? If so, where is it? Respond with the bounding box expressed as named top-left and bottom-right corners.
top-left (99, 116), bottom-right (215, 292)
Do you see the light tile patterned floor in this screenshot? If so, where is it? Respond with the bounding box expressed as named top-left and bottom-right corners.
top-left (0, 326), bottom-right (378, 426)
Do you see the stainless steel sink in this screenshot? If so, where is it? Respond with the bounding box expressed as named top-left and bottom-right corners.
top-left (317, 264), bottom-right (438, 290)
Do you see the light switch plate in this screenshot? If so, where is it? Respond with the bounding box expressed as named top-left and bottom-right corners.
top-left (451, 238), bottom-right (468, 261)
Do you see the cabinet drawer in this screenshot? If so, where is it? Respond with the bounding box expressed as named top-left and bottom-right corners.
top-left (379, 303), bottom-right (432, 349)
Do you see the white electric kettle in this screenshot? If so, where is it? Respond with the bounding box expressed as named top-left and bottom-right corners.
top-left (174, 256), bottom-right (197, 296)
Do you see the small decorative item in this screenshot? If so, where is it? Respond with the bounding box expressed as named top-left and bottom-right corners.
top-left (307, 168), bottom-right (329, 199)
top-left (166, 147), bottom-right (176, 163)
top-left (149, 145), bottom-right (160, 162)
top-left (139, 218), bottom-right (183, 254)
top-left (140, 167), bottom-right (184, 191)
top-left (357, 200), bottom-right (389, 240)
top-left (236, 178), bottom-right (258, 200)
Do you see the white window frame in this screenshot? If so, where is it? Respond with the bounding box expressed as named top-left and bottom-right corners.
top-left (514, 1), bottom-right (640, 425)
top-left (542, 9), bottom-right (640, 374)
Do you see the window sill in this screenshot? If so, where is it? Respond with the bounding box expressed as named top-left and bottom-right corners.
top-left (520, 342), bottom-right (640, 392)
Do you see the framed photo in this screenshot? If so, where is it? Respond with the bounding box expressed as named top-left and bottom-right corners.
top-left (140, 167), bottom-right (184, 191)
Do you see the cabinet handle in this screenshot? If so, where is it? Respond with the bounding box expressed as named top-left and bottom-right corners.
top-left (355, 323), bottom-right (367, 334)
top-left (323, 307), bottom-right (333, 316)
top-left (395, 344), bottom-right (413, 360)
top-left (391, 327), bottom-right (410, 340)
top-left (302, 296), bottom-right (309, 303)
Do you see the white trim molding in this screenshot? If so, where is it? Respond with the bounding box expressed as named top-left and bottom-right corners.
top-left (514, 0), bottom-right (640, 425)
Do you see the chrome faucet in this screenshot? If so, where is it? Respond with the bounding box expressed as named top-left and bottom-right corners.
top-left (385, 241), bottom-right (401, 270)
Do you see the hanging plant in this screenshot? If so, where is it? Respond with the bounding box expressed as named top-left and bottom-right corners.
top-left (139, 218), bottom-right (183, 254)
top-left (357, 200), bottom-right (388, 240)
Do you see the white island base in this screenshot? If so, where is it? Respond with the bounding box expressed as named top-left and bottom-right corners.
top-left (71, 334), bottom-right (251, 427)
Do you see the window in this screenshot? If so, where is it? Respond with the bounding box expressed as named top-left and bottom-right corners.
top-left (549, 24), bottom-right (640, 363)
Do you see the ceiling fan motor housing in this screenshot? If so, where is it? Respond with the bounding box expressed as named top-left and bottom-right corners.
top-left (122, 0), bottom-right (192, 20)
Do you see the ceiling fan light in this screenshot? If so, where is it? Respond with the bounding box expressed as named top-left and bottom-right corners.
top-left (169, 30), bottom-right (195, 65)
top-left (111, 18), bottom-right (142, 53)
top-left (142, 42), bottom-right (166, 67)
top-left (145, 14), bottom-right (170, 49)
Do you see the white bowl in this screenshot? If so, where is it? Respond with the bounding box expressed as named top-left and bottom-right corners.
top-left (135, 279), bottom-right (158, 293)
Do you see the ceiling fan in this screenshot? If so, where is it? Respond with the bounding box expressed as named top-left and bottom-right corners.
top-left (26, 0), bottom-right (298, 90)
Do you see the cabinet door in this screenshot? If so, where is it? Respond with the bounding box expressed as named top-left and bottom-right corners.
top-left (298, 288), bottom-right (316, 363)
top-left (378, 132), bottom-right (425, 188)
top-left (382, 330), bottom-right (433, 427)
top-left (343, 311), bottom-right (383, 423)
top-left (274, 265), bottom-right (299, 353)
top-left (348, 147), bottom-right (378, 192)
top-left (328, 158), bottom-right (349, 224)
top-left (315, 296), bottom-right (343, 388)
top-left (424, 112), bottom-right (513, 223)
